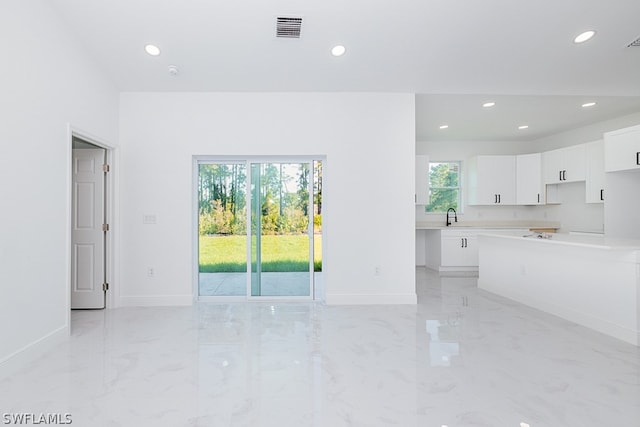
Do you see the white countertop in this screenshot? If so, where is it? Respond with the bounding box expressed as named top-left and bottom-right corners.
top-left (479, 232), bottom-right (640, 251)
top-left (416, 220), bottom-right (560, 230)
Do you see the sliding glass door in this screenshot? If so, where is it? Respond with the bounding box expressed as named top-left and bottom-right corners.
top-left (197, 158), bottom-right (322, 300)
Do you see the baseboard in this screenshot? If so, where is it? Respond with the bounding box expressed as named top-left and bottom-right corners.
top-left (118, 294), bottom-right (193, 307)
top-left (0, 325), bottom-right (69, 380)
top-left (325, 293), bottom-right (417, 305)
top-left (439, 266), bottom-right (478, 273)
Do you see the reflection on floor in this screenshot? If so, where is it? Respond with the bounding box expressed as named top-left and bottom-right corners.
top-left (1, 268), bottom-right (639, 426)
top-left (199, 272), bottom-right (318, 297)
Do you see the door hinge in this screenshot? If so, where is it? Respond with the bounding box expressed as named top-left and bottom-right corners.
top-left (102, 223), bottom-right (110, 232)
top-left (102, 282), bottom-right (109, 292)
top-left (103, 164), bottom-right (110, 173)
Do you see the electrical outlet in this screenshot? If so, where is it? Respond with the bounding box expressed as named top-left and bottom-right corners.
top-left (147, 267), bottom-right (155, 277)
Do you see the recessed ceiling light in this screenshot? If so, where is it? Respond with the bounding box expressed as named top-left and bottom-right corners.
top-left (482, 102), bottom-right (495, 108)
top-left (331, 45), bottom-right (346, 57)
top-left (518, 125), bottom-right (529, 130)
top-left (582, 102), bottom-right (597, 108)
top-left (144, 44), bottom-right (161, 56)
top-left (574, 30), bottom-right (596, 44)
top-left (439, 125), bottom-right (449, 129)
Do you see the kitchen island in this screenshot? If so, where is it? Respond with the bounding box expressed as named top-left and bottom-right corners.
top-left (477, 233), bottom-right (640, 346)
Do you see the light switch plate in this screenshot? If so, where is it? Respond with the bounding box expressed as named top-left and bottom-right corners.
top-left (143, 214), bottom-right (157, 224)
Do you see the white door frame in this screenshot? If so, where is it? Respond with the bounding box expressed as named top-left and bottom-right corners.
top-left (66, 125), bottom-right (118, 313)
top-left (193, 155), bottom-right (324, 302)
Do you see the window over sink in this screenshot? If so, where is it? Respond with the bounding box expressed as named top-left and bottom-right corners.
top-left (426, 161), bottom-right (461, 213)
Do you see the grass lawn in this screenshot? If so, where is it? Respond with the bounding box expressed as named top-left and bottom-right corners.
top-left (199, 234), bottom-right (322, 272)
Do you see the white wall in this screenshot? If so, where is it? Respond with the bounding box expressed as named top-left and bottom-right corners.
top-left (118, 92), bottom-right (416, 305)
top-left (0, 1), bottom-right (118, 371)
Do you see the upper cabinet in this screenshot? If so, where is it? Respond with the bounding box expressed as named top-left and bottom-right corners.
top-left (516, 153), bottom-right (544, 205)
top-left (468, 155), bottom-right (516, 205)
top-left (542, 144), bottom-right (586, 184)
top-left (585, 140), bottom-right (605, 204)
top-left (415, 155), bottom-right (429, 205)
top-left (604, 125), bottom-right (640, 172)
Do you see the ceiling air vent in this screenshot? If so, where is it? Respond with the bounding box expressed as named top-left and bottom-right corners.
top-left (276, 16), bottom-right (302, 38)
top-left (627, 36), bottom-right (640, 47)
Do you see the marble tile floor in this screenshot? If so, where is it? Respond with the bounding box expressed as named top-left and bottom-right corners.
top-left (199, 272), bottom-right (317, 297)
top-left (1, 267), bottom-right (639, 426)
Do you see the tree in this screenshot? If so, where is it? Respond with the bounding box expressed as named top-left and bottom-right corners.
top-left (314, 161), bottom-right (322, 215)
top-left (297, 163), bottom-right (309, 216)
top-left (198, 164), bottom-right (246, 235)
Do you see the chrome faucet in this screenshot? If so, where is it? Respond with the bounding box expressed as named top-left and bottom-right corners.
top-left (446, 207), bottom-right (457, 226)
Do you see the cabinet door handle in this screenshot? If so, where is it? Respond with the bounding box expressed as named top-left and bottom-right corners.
top-left (537, 193), bottom-right (540, 203)
top-left (559, 170), bottom-right (562, 181)
top-left (498, 194), bottom-right (501, 204)
top-left (563, 170), bottom-right (567, 181)
top-left (600, 189), bottom-right (604, 201)
top-left (637, 151), bottom-right (640, 166)
top-left (461, 238), bottom-right (464, 248)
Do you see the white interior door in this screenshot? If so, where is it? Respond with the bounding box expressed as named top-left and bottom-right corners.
top-left (71, 148), bottom-right (105, 309)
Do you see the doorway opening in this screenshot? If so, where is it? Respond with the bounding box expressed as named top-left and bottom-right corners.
top-left (70, 136), bottom-right (110, 309)
top-left (195, 158), bottom-right (323, 300)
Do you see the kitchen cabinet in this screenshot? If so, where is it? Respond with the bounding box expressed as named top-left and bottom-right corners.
top-left (415, 155), bottom-right (429, 205)
top-left (441, 230), bottom-right (478, 268)
top-left (425, 229), bottom-right (478, 271)
top-left (468, 155), bottom-right (516, 205)
top-left (516, 153), bottom-right (543, 205)
top-left (604, 124), bottom-right (640, 172)
top-left (585, 140), bottom-right (605, 204)
top-left (542, 144), bottom-right (586, 184)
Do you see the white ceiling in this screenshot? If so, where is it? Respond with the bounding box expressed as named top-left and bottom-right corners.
top-left (48, 0), bottom-right (640, 140)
